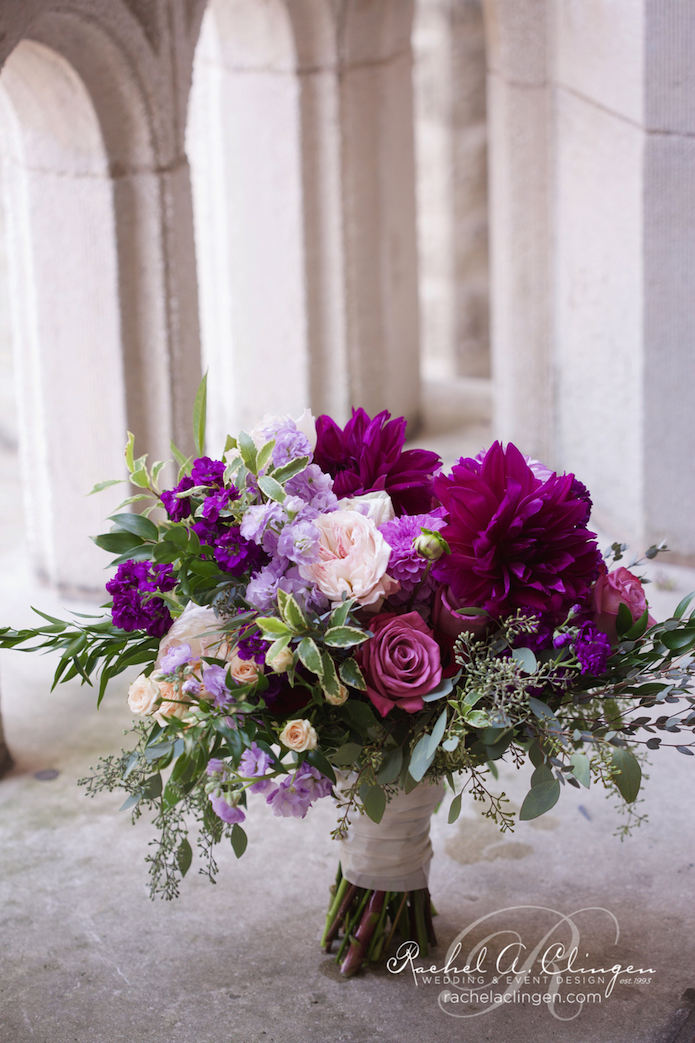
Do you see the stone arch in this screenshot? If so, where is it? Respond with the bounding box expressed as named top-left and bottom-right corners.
top-left (0, 38), bottom-right (128, 593)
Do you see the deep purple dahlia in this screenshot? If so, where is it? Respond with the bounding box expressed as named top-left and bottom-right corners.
top-left (431, 442), bottom-right (601, 623)
top-left (313, 408), bottom-right (441, 517)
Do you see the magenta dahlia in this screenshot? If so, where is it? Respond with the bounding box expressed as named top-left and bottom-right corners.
top-left (313, 408), bottom-right (441, 516)
top-left (431, 442), bottom-right (601, 622)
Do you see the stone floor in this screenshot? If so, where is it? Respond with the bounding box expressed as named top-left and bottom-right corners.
top-left (1, 414), bottom-right (695, 1043)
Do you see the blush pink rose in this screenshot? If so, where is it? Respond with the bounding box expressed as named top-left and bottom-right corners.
top-left (298, 510), bottom-right (399, 609)
top-left (592, 566), bottom-right (656, 644)
top-left (357, 611), bottom-right (442, 717)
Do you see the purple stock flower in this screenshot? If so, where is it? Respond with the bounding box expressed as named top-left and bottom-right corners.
top-left (209, 794), bottom-right (246, 825)
top-left (313, 408), bottom-right (441, 517)
top-left (285, 464), bottom-right (337, 512)
top-left (270, 423), bottom-right (312, 469)
top-left (240, 502), bottom-right (286, 554)
top-left (201, 487), bottom-right (239, 523)
top-left (574, 622), bottom-right (612, 675)
top-left (276, 519), bottom-right (320, 566)
top-left (203, 665), bottom-right (232, 707)
top-left (379, 512), bottom-right (445, 600)
top-left (106, 561), bottom-right (176, 637)
top-left (159, 642), bottom-right (193, 674)
top-left (239, 742), bottom-right (275, 794)
top-left (161, 475), bottom-right (195, 521)
top-left (265, 762), bottom-right (332, 819)
top-left (432, 442), bottom-right (602, 624)
top-left (236, 624), bottom-right (270, 664)
top-left (191, 457), bottom-right (226, 488)
top-left (206, 758), bottom-right (226, 776)
top-left (214, 527), bottom-right (267, 576)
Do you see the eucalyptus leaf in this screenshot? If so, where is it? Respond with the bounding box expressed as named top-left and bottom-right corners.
top-left (447, 792), bottom-right (463, 824)
top-left (230, 823), bottom-right (248, 859)
top-left (611, 747), bottom-right (642, 803)
top-left (377, 747), bottom-right (403, 785)
top-left (519, 779), bottom-right (560, 820)
top-left (569, 750), bottom-right (591, 788)
top-left (176, 837), bottom-right (193, 877)
top-left (362, 785), bottom-right (386, 824)
top-left (511, 647), bottom-right (538, 674)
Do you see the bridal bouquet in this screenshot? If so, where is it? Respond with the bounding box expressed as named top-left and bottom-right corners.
top-left (3, 379), bottom-right (695, 974)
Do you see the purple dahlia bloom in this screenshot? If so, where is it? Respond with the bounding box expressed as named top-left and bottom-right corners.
top-left (313, 408), bottom-right (441, 517)
top-left (431, 442), bottom-right (601, 624)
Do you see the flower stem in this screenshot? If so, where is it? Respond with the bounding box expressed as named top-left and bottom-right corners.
top-left (322, 879), bottom-right (358, 952)
top-left (340, 890), bottom-right (386, 977)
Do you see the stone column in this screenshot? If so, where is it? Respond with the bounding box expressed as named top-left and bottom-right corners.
top-left (483, 0), bottom-right (553, 462)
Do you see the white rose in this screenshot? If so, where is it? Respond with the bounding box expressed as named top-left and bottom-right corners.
top-left (156, 603), bottom-right (227, 667)
top-left (324, 683), bottom-right (349, 706)
top-left (298, 510), bottom-right (399, 610)
top-left (279, 718), bottom-right (318, 752)
top-left (127, 674), bottom-right (160, 716)
top-left (337, 490), bottom-right (395, 527)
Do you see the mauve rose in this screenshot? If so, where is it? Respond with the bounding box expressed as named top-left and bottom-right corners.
top-left (592, 566), bottom-right (656, 644)
top-left (358, 611), bottom-right (442, 717)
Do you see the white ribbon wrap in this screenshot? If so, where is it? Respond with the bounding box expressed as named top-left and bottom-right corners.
top-left (337, 778), bottom-right (444, 891)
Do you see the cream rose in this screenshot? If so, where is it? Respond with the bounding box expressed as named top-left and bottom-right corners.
top-left (153, 680), bottom-right (191, 724)
top-left (298, 510), bottom-right (399, 609)
top-left (324, 683), bottom-right (349, 706)
top-left (156, 603), bottom-right (227, 667)
top-left (279, 718), bottom-right (318, 752)
top-left (337, 490), bottom-right (395, 527)
top-left (228, 653), bottom-right (260, 685)
top-left (266, 646), bottom-right (294, 673)
top-left (127, 673), bottom-right (160, 716)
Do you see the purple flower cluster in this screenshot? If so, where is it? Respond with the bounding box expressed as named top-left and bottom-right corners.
top-left (213, 527), bottom-right (266, 576)
top-left (238, 742), bottom-right (275, 793)
top-left (380, 512), bottom-right (445, 604)
top-left (161, 475), bottom-right (194, 521)
top-left (265, 762), bottom-right (333, 819)
top-left (573, 622), bottom-right (611, 675)
top-left (106, 560), bottom-right (177, 637)
top-left (236, 623), bottom-right (270, 664)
